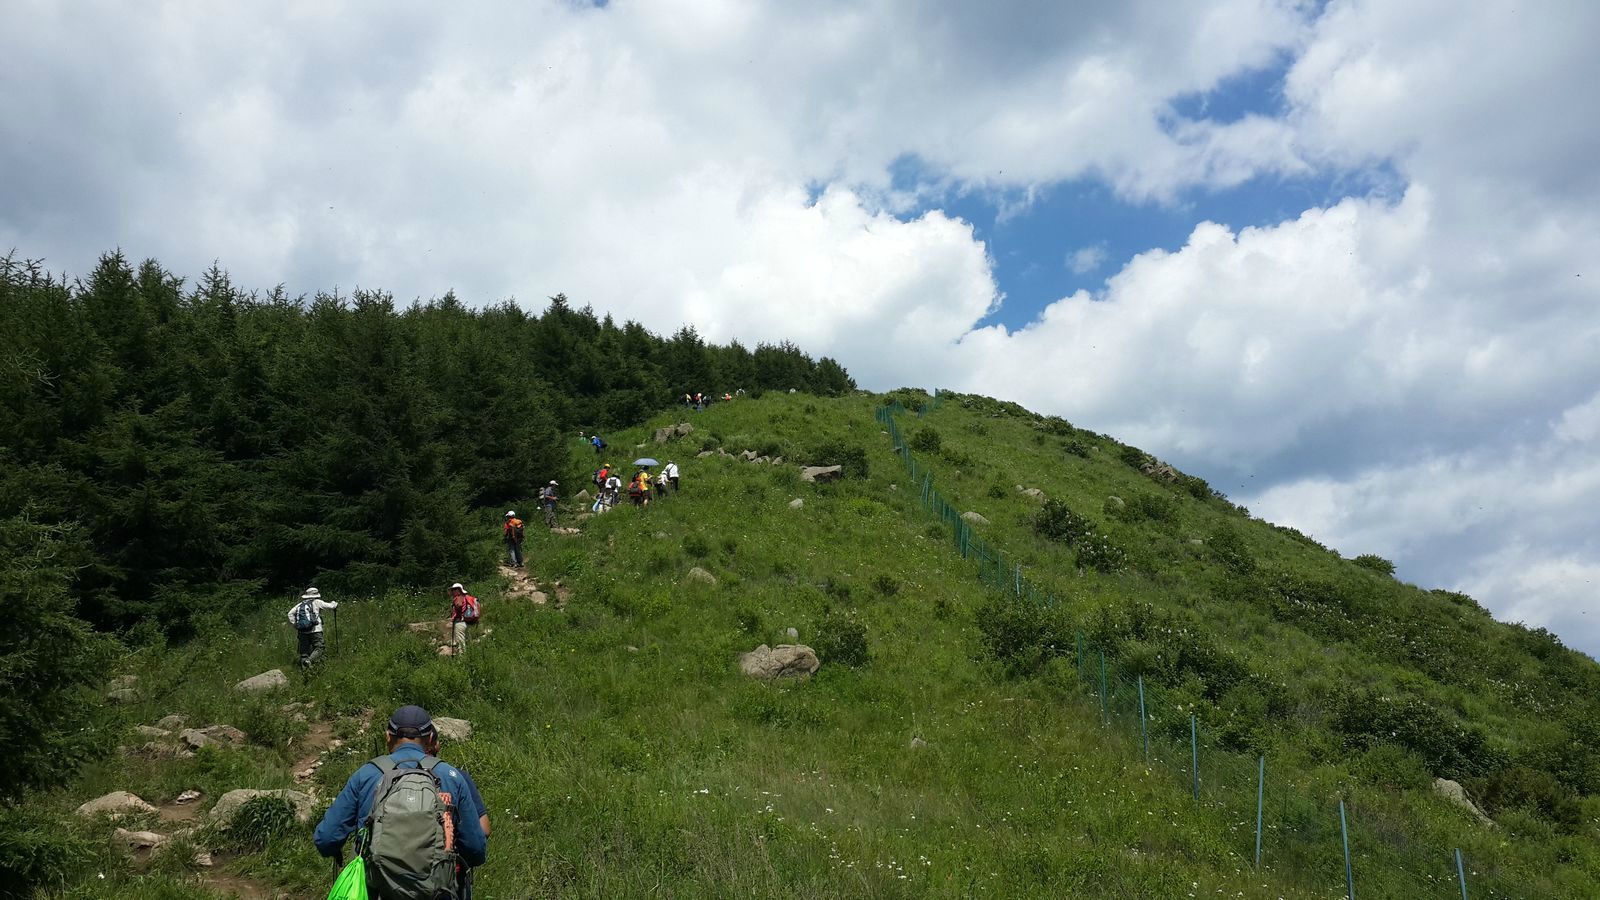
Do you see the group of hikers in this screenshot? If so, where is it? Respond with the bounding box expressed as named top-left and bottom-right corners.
top-left (286, 444), bottom-right (703, 896)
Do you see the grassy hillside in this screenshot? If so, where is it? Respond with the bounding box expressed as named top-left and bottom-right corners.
top-left (31, 391), bottom-right (1600, 898)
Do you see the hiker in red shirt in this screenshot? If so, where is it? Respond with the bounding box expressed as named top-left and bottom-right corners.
top-left (448, 582), bottom-right (480, 656)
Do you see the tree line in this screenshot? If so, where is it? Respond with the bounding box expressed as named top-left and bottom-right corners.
top-left (0, 250), bottom-right (853, 803)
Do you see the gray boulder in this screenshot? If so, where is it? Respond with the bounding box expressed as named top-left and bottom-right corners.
top-left (771, 456), bottom-right (784, 466)
top-left (106, 688), bottom-right (139, 704)
top-left (77, 791), bottom-right (157, 819)
top-left (961, 511), bottom-right (990, 526)
top-left (788, 498), bottom-right (804, 509)
top-left (801, 465), bottom-right (843, 483)
top-left (113, 827), bottom-right (168, 852)
top-left (697, 450), bottom-right (715, 458)
top-left (435, 716), bottom-right (473, 742)
top-left (741, 450), bottom-right (760, 461)
top-left (1433, 778), bottom-right (1495, 827)
top-left (210, 789), bottom-right (314, 827)
top-left (234, 669), bottom-right (288, 693)
top-left (738, 644), bottom-right (821, 680)
top-left (1018, 487), bottom-right (1046, 499)
top-left (785, 627), bottom-right (800, 640)
top-left (156, 714), bottom-right (188, 731)
top-left (134, 725), bottom-right (171, 740)
top-left (687, 567), bottom-right (718, 586)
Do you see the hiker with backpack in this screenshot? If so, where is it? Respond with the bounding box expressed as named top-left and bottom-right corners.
top-left (590, 434), bottom-right (605, 454)
top-left (502, 511), bottom-right (525, 568)
top-left (448, 583), bottom-right (480, 656)
top-left (539, 480), bottom-right (560, 528)
top-left (313, 704), bottom-right (487, 898)
top-left (287, 587), bottom-right (338, 668)
top-left (663, 460), bottom-right (680, 492)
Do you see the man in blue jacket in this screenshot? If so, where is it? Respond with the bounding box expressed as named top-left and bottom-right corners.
top-left (313, 705), bottom-right (487, 891)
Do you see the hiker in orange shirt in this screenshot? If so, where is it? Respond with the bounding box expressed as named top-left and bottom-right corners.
top-left (503, 511), bottom-right (525, 568)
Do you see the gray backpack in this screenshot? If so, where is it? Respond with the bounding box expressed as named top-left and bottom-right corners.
top-left (361, 755), bottom-right (462, 899)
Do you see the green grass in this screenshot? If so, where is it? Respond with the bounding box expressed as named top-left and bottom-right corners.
top-left (35, 391), bottom-right (1600, 898)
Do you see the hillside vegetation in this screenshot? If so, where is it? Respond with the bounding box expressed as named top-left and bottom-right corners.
top-left (18, 391), bottom-right (1600, 898)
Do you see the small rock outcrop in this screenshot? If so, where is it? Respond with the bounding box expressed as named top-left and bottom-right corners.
top-left (106, 688), bottom-right (139, 704)
top-left (1140, 461), bottom-right (1179, 483)
top-left (653, 423), bottom-right (694, 443)
top-left (961, 511), bottom-right (990, 526)
top-left (134, 725), bottom-right (171, 740)
top-left (180, 725), bottom-right (247, 750)
top-left (156, 714), bottom-right (187, 731)
top-left (696, 450), bottom-right (715, 458)
top-left (909, 736), bottom-right (928, 750)
top-left (234, 669), bottom-right (288, 693)
top-left (1018, 487), bottom-right (1046, 499)
top-left (801, 465), bottom-right (843, 483)
top-left (77, 791), bottom-right (157, 819)
top-left (687, 567), bottom-right (718, 585)
top-left (576, 489), bottom-right (591, 501)
top-left (113, 827), bottom-right (168, 852)
top-left (788, 498), bottom-right (804, 509)
top-left (435, 717), bottom-right (473, 742)
top-left (1433, 778), bottom-right (1495, 827)
top-left (210, 789), bottom-right (314, 828)
top-left (784, 627), bottom-right (800, 640)
top-left (737, 644), bottom-right (821, 680)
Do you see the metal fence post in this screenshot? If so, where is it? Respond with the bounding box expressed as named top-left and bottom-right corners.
top-left (1014, 563), bottom-right (1021, 597)
top-left (1254, 755), bottom-right (1265, 869)
top-left (1455, 848), bottom-right (1468, 900)
top-left (1076, 632), bottom-right (1085, 685)
top-left (1137, 675), bottom-right (1148, 760)
top-left (1099, 652), bottom-right (1108, 724)
top-left (1190, 714), bottom-right (1199, 800)
top-left (1339, 799), bottom-right (1354, 900)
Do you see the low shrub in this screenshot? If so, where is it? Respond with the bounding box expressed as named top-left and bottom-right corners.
top-left (975, 594), bottom-right (1074, 676)
top-left (807, 438), bottom-right (869, 479)
top-left (813, 610), bottom-right (869, 667)
top-left (909, 427), bottom-right (943, 453)
top-left (215, 796), bottom-right (300, 852)
top-left (1351, 554), bottom-right (1396, 576)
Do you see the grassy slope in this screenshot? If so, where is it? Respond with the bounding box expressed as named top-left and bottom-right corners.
top-left (40, 390), bottom-right (1598, 898)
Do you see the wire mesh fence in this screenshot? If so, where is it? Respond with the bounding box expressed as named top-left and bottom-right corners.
top-left (875, 398), bottom-right (1572, 899)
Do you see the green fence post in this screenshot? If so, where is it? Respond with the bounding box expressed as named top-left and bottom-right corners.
top-left (1076, 632), bottom-right (1085, 684)
top-left (1339, 799), bottom-right (1354, 900)
top-left (1254, 756), bottom-right (1265, 869)
top-left (1190, 713), bottom-right (1199, 800)
top-left (1137, 675), bottom-right (1148, 760)
top-left (1455, 848), bottom-right (1468, 900)
top-left (1099, 652), bottom-right (1108, 725)
top-left (1014, 563), bottom-right (1021, 597)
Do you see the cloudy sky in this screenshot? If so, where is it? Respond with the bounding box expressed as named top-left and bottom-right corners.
top-left (4, 0), bottom-right (1598, 655)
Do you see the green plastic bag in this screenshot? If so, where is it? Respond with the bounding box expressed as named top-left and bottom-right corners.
top-left (327, 856), bottom-right (367, 900)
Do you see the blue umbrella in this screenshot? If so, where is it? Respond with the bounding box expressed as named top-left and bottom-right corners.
top-left (634, 457), bottom-right (659, 467)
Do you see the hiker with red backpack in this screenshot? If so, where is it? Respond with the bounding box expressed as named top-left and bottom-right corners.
top-left (314, 704), bottom-right (487, 898)
top-left (502, 511), bottom-right (525, 568)
top-left (448, 583), bottom-right (480, 656)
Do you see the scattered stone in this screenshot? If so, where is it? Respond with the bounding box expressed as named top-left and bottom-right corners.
top-left (210, 789), bottom-right (314, 827)
top-left (888, 483), bottom-right (898, 491)
top-left (696, 450), bottom-right (715, 458)
top-left (113, 827), bottom-right (168, 852)
top-left (1433, 778), bottom-right (1495, 827)
top-left (294, 765), bottom-right (319, 782)
top-left (788, 498), bottom-right (804, 509)
top-left (801, 465), bottom-right (843, 483)
top-left (738, 644), bottom-right (821, 680)
top-left (687, 566), bottom-right (718, 585)
top-left (437, 645), bottom-right (456, 656)
top-left (576, 489), bottom-right (591, 501)
top-left (785, 627), bottom-right (800, 640)
top-left (1140, 461), bottom-right (1179, 483)
top-left (675, 422), bottom-right (695, 437)
top-left (741, 450), bottom-right (759, 461)
top-left (77, 791), bottom-right (158, 819)
top-left (771, 456), bottom-right (784, 465)
top-left (754, 456), bottom-right (771, 464)
top-left (192, 852), bottom-right (214, 867)
top-left (961, 511), bottom-right (990, 526)
top-left (626, 645), bottom-right (639, 653)
top-left (1019, 487), bottom-right (1046, 499)
top-left (1106, 495), bottom-right (1125, 509)
top-left (180, 729), bottom-right (220, 750)
top-left (909, 736), bottom-right (928, 750)
top-left (135, 741), bottom-right (195, 760)
top-left (530, 591), bottom-right (549, 605)
top-left (110, 674), bottom-right (140, 688)
top-left (653, 423), bottom-right (694, 443)
top-left (654, 531), bottom-right (669, 539)
top-left (134, 725), bottom-right (171, 740)
top-left (635, 442), bottom-right (646, 449)
top-left (233, 669), bottom-right (288, 693)
top-left (106, 688), bottom-right (140, 704)
top-left (435, 717), bottom-right (473, 742)
top-left (1187, 538), bottom-right (1204, 546)
top-left (175, 790), bottom-right (203, 804)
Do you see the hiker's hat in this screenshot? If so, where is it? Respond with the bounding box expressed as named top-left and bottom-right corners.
top-left (301, 587), bottom-right (320, 600)
top-left (450, 582), bottom-right (466, 592)
top-left (387, 705), bottom-right (436, 739)
top-left (505, 510), bottom-right (516, 517)
top-left (550, 479), bottom-right (559, 485)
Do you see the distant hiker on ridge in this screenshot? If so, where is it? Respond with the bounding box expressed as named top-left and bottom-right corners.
top-left (313, 705), bottom-right (487, 897)
top-left (590, 433), bottom-right (605, 454)
top-left (288, 587), bottom-right (338, 669)
top-left (448, 582), bottom-right (480, 657)
top-left (503, 510), bottom-right (525, 568)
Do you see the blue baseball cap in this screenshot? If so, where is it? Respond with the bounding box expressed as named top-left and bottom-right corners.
top-left (387, 705), bottom-right (436, 739)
